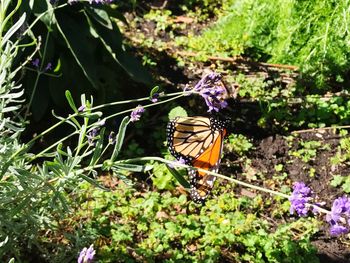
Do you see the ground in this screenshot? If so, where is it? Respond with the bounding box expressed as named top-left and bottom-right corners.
top-left (251, 132), bottom-right (350, 262)
top-left (119, 3), bottom-right (350, 262)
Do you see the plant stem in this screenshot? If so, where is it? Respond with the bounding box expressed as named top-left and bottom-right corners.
top-left (104, 94), bottom-right (184, 121)
top-left (91, 91), bottom-right (184, 111)
top-left (116, 156), bottom-right (331, 215)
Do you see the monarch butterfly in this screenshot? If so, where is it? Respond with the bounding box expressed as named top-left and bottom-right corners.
top-left (167, 116), bottom-right (227, 203)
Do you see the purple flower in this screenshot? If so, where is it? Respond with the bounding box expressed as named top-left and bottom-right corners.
top-left (87, 128), bottom-right (99, 145)
top-left (108, 131), bottom-right (115, 145)
top-left (289, 182), bottom-right (313, 217)
top-left (97, 119), bottom-right (106, 126)
top-left (130, 105), bottom-right (145, 122)
top-left (326, 196), bottom-right (350, 236)
top-left (78, 105), bottom-right (86, 112)
top-left (150, 93), bottom-right (159, 103)
top-left (78, 244), bottom-right (95, 263)
top-left (192, 72), bottom-right (228, 112)
top-left (329, 224), bottom-right (348, 236)
top-left (169, 157), bottom-right (186, 168)
top-left (32, 58), bottom-right (40, 68)
top-left (45, 63), bottom-right (52, 71)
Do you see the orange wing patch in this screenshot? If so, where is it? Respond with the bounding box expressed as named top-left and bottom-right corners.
top-left (190, 129), bottom-right (226, 202)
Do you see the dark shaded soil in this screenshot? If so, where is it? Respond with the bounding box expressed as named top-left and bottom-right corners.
top-left (250, 131), bottom-right (350, 263)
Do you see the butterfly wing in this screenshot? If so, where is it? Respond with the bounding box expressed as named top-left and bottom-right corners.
top-left (167, 116), bottom-right (226, 203)
top-left (189, 129), bottom-right (226, 203)
top-left (167, 117), bottom-right (214, 161)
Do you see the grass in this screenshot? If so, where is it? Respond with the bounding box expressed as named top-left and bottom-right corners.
top-left (187, 0), bottom-right (350, 88)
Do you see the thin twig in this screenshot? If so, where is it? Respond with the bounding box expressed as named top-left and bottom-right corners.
top-left (176, 51), bottom-right (299, 71)
top-left (292, 125), bottom-right (350, 134)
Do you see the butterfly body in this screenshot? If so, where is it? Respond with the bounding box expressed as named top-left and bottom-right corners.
top-left (167, 116), bottom-right (227, 203)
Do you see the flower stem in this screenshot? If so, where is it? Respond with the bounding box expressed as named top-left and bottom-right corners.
top-left (116, 156), bottom-right (331, 215)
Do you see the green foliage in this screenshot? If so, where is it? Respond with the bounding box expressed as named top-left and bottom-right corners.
top-left (188, 0), bottom-right (350, 88)
top-left (330, 175), bottom-right (350, 193)
top-left (1, 1), bottom-right (345, 261)
top-left (168, 106), bottom-right (188, 120)
top-left (144, 10), bottom-right (173, 34)
top-left (228, 74), bottom-right (350, 130)
top-left (0, 2), bottom-right (156, 256)
top-left (331, 137), bottom-right (350, 165)
top-left (226, 133), bottom-right (253, 156)
top-left (330, 135), bottom-right (350, 193)
top-left (65, 183), bottom-right (320, 263)
top-left (290, 140), bottom-right (325, 163)
top-left (151, 162), bottom-right (177, 190)
top-left (17, 0), bottom-right (152, 120)
top-left (259, 94), bottom-right (350, 130)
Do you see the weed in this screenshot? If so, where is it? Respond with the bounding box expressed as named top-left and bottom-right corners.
top-left (290, 140), bottom-right (322, 163)
top-left (226, 134), bottom-right (253, 156)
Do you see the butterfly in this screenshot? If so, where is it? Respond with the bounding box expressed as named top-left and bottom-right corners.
top-left (167, 116), bottom-right (227, 203)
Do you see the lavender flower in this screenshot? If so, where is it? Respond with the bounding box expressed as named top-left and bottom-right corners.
top-left (78, 244), bottom-right (95, 263)
top-left (97, 119), bottom-right (106, 126)
top-left (329, 224), bottom-right (348, 236)
top-left (326, 196), bottom-right (350, 236)
top-left (130, 105), bottom-right (145, 122)
top-left (150, 93), bottom-right (159, 103)
top-left (289, 182), bottom-right (313, 217)
top-left (78, 105), bottom-right (86, 112)
top-left (108, 131), bottom-right (115, 145)
top-left (169, 157), bottom-right (186, 168)
top-left (32, 58), bottom-right (40, 68)
top-left (45, 63), bottom-right (52, 71)
top-left (192, 72), bottom-right (228, 112)
top-left (87, 128), bottom-right (99, 145)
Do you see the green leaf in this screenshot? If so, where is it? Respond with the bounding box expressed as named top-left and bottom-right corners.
top-left (31, 0), bottom-right (55, 28)
top-left (150, 86), bottom-right (160, 97)
top-left (166, 164), bottom-right (190, 189)
top-left (56, 12), bottom-right (98, 88)
top-left (54, 58), bottom-right (61, 73)
top-left (97, 5), bottom-right (128, 25)
top-left (111, 116), bottom-right (129, 161)
top-left (85, 13), bottom-right (152, 84)
top-left (110, 168), bottom-right (134, 185)
top-left (168, 106), bottom-right (188, 120)
top-left (152, 163), bottom-right (176, 190)
top-left (113, 163), bottom-right (153, 172)
top-left (342, 176), bottom-right (350, 193)
top-left (78, 173), bottom-right (110, 191)
top-left (3, 13), bottom-right (26, 46)
top-left (330, 175), bottom-right (344, 187)
top-left (85, 6), bottom-right (113, 29)
top-left (80, 112), bottom-right (103, 119)
top-left (65, 90), bottom-right (78, 113)
top-left (89, 127), bottom-right (105, 167)
top-left (0, 237), bottom-right (8, 248)
top-left (52, 190), bottom-right (69, 211)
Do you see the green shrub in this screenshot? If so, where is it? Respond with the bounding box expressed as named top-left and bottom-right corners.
top-left (188, 0), bottom-right (350, 88)
top-left (68, 182), bottom-right (320, 263)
